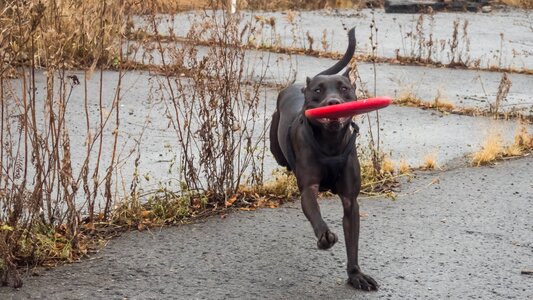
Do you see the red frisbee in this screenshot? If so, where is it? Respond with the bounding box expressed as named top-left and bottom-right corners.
top-left (305, 97), bottom-right (392, 119)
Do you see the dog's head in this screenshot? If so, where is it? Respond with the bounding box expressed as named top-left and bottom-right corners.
top-left (302, 71), bottom-right (356, 131)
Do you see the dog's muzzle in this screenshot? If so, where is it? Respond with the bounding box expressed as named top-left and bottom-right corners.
top-left (315, 116), bottom-right (351, 130)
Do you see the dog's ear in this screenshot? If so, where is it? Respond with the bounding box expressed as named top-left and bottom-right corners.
top-left (342, 67), bottom-right (352, 78)
top-left (302, 77), bottom-right (312, 93)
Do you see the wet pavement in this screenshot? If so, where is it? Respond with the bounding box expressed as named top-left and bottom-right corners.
top-left (4, 156), bottom-right (532, 299)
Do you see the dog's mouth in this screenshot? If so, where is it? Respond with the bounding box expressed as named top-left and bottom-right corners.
top-left (316, 117), bottom-right (350, 126)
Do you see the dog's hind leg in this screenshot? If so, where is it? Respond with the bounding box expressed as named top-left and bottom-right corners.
top-left (269, 110), bottom-right (290, 169)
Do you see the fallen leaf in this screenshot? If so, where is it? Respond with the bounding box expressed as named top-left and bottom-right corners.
top-left (83, 223), bottom-right (95, 231)
top-left (239, 207), bottom-right (256, 211)
top-left (225, 195), bottom-right (238, 207)
top-left (137, 223), bottom-right (146, 231)
top-left (268, 201), bottom-right (279, 208)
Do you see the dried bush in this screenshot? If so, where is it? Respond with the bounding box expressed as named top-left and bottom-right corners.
top-left (397, 14), bottom-right (471, 68)
top-left (145, 10), bottom-right (270, 202)
top-left (490, 73), bottom-right (512, 116)
top-left (1, 0), bottom-right (129, 287)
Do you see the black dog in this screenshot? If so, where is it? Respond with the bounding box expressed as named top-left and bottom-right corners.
top-left (269, 28), bottom-right (378, 291)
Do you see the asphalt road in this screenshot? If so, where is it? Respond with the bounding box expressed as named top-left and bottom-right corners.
top-left (4, 156), bottom-right (532, 299)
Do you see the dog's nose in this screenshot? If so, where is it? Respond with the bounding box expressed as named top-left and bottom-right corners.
top-left (327, 99), bottom-right (341, 106)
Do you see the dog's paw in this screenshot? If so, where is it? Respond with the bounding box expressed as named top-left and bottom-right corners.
top-left (348, 272), bottom-right (378, 291)
top-left (317, 230), bottom-right (337, 250)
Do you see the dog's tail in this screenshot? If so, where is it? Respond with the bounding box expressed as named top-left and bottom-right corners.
top-left (315, 27), bottom-right (356, 76)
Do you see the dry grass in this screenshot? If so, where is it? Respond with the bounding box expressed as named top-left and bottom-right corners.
top-left (434, 98), bottom-right (454, 111)
top-left (258, 169), bottom-right (299, 200)
top-left (396, 89), bottom-right (455, 112)
top-left (360, 157), bottom-right (401, 196)
top-left (471, 122), bottom-right (532, 166)
top-left (504, 143), bottom-right (524, 157)
top-left (471, 133), bottom-right (504, 166)
top-left (433, 90), bottom-right (454, 111)
top-left (513, 121), bottom-right (533, 149)
top-left (398, 159), bottom-right (411, 175)
top-left (421, 152), bottom-right (438, 170)
top-left (395, 90), bottom-right (422, 106)
top-left (380, 156), bottom-right (395, 175)
top-left (502, 122), bottom-right (533, 157)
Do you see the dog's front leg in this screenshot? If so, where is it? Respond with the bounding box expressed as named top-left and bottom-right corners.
top-left (300, 183), bottom-right (338, 250)
top-left (340, 195), bottom-right (378, 290)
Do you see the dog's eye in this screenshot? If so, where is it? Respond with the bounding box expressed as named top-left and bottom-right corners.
top-left (341, 86), bottom-right (349, 92)
top-left (314, 88), bottom-right (321, 94)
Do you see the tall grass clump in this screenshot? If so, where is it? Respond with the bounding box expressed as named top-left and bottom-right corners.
top-left (472, 122), bottom-right (533, 166)
top-left (471, 133), bottom-right (504, 166)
